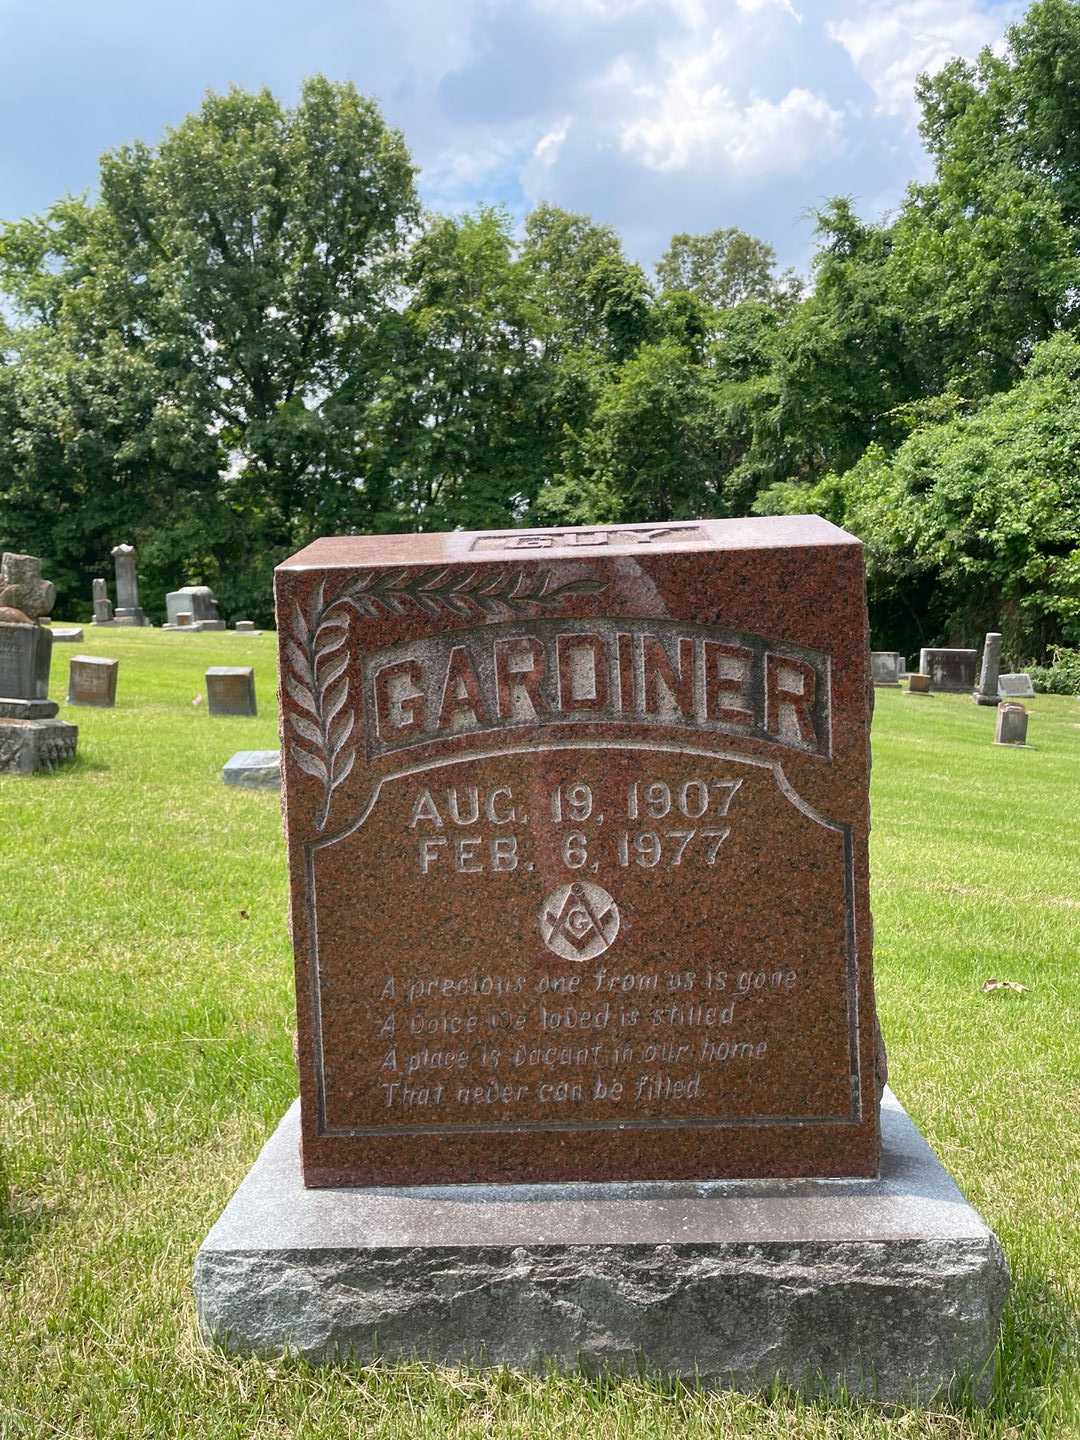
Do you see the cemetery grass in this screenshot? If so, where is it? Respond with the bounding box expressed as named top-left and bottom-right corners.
top-left (1, 630), bottom-right (1077, 1440)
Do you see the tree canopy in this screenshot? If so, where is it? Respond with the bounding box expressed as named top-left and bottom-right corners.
top-left (1, 2), bottom-right (1079, 657)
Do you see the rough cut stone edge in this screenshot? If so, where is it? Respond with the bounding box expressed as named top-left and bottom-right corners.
top-left (193, 1090), bottom-right (1007, 1403)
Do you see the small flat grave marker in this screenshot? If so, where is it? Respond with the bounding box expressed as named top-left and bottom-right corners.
top-left (206, 667), bottom-right (257, 717)
top-left (67, 655), bottom-right (119, 708)
top-left (223, 749), bottom-right (280, 788)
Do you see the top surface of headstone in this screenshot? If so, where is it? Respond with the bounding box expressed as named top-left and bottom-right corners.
top-left (276, 517), bottom-right (880, 1187)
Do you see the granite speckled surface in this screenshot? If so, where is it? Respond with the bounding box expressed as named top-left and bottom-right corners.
top-left (193, 1089), bottom-right (1008, 1400)
top-left (275, 518), bottom-right (883, 1186)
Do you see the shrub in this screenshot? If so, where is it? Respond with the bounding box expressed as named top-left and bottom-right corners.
top-left (1028, 646), bottom-right (1080, 695)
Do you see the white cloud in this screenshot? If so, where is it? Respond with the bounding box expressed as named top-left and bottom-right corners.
top-left (829, 0), bottom-right (1013, 126)
top-left (533, 120), bottom-right (570, 165)
top-left (615, 29), bottom-right (843, 175)
top-left (736, 0), bottom-right (802, 21)
top-left (529, 0), bottom-right (651, 19)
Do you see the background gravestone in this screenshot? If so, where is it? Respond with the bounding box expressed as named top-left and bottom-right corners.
top-left (205, 667), bottom-right (257, 716)
top-left (870, 650), bottom-right (903, 686)
top-left (91, 578), bottom-right (114, 626)
top-left (110, 544), bottom-right (146, 626)
top-left (995, 703), bottom-right (1029, 745)
top-left (67, 656), bottom-right (119, 708)
top-left (0, 553), bottom-right (77, 773)
top-left (999, 673), bottom-right (1035, 699)
top-left (919, 648), bottom-right (977, 692)
top-left (195, 518), bottom-right (1008, 1398)
top-left (165, 585), bottom-right (225, 631)
top-left (973, 632), bottom-right (1002, 706)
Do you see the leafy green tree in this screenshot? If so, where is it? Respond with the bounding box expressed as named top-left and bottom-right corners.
top-left (365, 208), bottom-right (552, 532)
top-left (830, 333), bottom-right (1080, 656)
top-left (538, 337), bottom-right (720, 525)
top-left (0, 79), bottom-right (417, 619)
top-left (656, 227), bottom-right (798, 311)
top-left (519, 205), bottom-right (626, 358)
top-left (918, 0), bottom-right (1080, 231)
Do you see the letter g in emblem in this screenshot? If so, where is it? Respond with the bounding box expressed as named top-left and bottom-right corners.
top-left (540, 882), bottom-right (620, 961)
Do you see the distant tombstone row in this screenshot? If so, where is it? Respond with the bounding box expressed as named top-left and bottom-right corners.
top-left (92, 557), bottom-right (258, 631)
top-left (92, 545), bottom-right (147, 627)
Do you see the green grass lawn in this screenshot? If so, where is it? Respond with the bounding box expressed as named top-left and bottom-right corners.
top-left (1, 628), bottom-right (1077, 1439)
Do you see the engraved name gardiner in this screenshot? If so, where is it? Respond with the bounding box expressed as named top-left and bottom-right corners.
top-left (366, 618), bottom-right (831, 761)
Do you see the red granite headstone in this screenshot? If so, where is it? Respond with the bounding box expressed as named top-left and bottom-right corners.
top-left (276, 518), bottom-right (881, 1186)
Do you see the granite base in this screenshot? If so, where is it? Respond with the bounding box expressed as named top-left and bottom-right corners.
top-left (194, 1089), bottom-right (1007, 1403)
top-left (0, 717), bottom-right (78, 774)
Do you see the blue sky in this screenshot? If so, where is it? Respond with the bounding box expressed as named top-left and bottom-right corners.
top-left (0, 0), bottom-right (1020, 275)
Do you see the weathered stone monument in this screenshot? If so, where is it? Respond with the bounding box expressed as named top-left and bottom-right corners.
top-left (195, 518), bottom-right (1008, 1398)
top-left (973, 633), bottom-right (1002, 706)
top-left (165, 585), bottom-right (225, 631)
top-left (907, 673), bottom-right (931, 694)
top-left (919, 647), bottom-right (977, 692)
top-left (0, 553), bottom-right (78, 774)
top-left (205, 666), bottom-right (256, 716)
top-left (998, 673), bottom-right (1035, 699)
top-left (870, 650), bottom-right (904, 686)
top-left (995, 703), bottom-right (1028, 746)
top-left (234, 620), bottom-right (257, 633)
top-left (92, 577), bottom-right (114, 626)
top-left (111, 544), bottom-right (146, 626)
top-left (67, 656), bottom-right (119, 708)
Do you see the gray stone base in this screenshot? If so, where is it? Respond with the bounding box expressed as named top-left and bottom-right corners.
top-left (50, 627), bottom-right (84, 642)
top-left (0, 697), bottom-right (58, 720)
top-left (0, 717), bottom-right (78, 774)
top-left (194, 1090), bottom-right (1008, 1403)
top-left (222, 749), bottom-right (280, 788)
